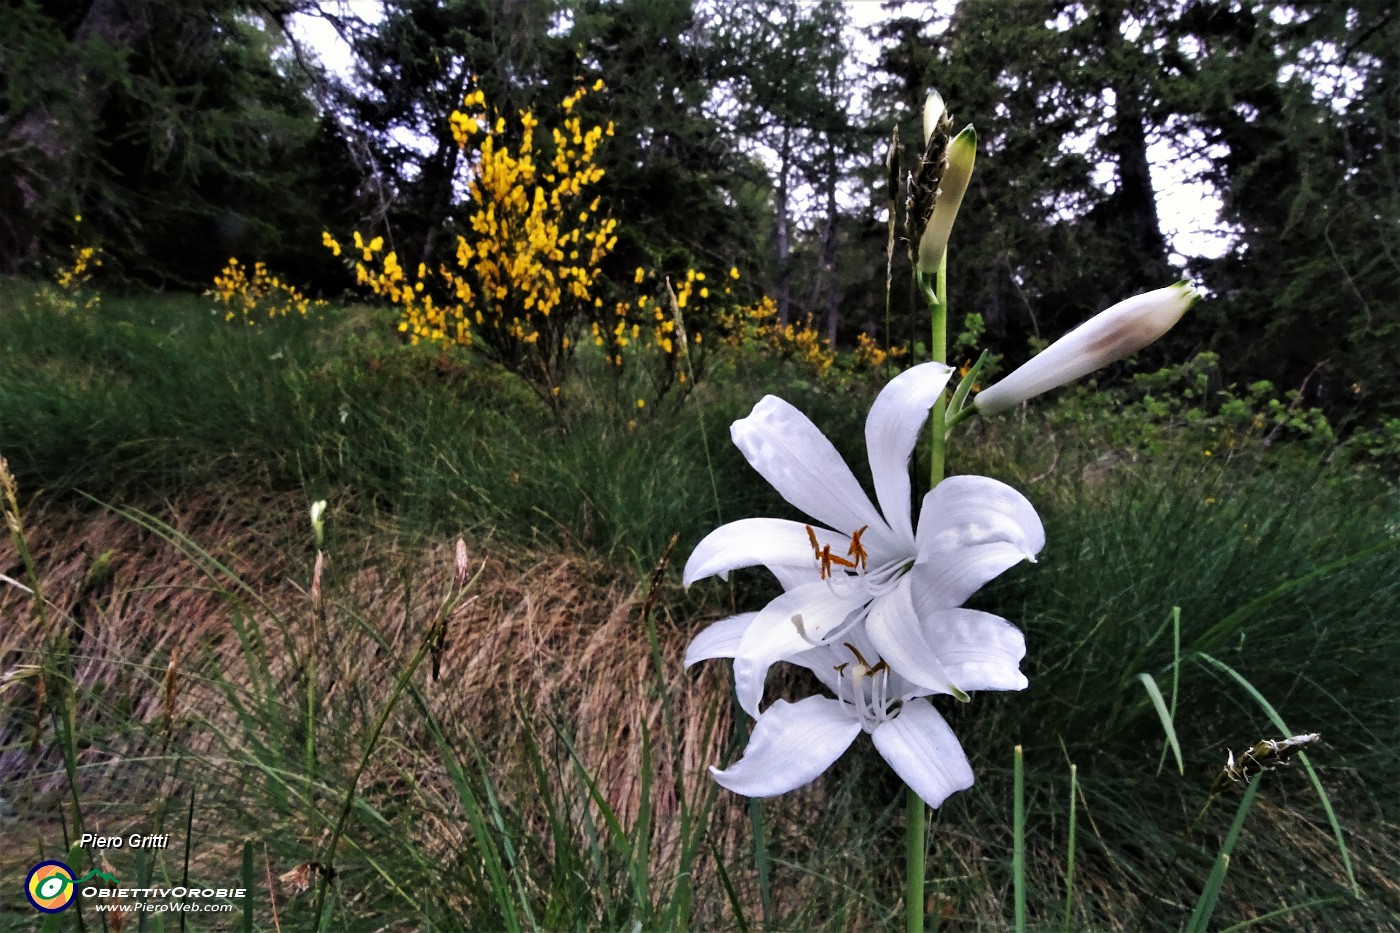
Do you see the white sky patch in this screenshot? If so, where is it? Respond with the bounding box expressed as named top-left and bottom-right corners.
top-left (287, 1), bottom-right (383, 80)
top-left (1281, 46), bottom-right (1372, 114)
top-left (1149, 137), bottom-right (1235, 264)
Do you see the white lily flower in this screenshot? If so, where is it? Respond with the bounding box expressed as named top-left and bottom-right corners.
top-left (689, 624), bottom-right (975, 808)
top-left (974, 283), bottom-right (1199, 416)
top-left (684, 362), bottom-right (1044, 718)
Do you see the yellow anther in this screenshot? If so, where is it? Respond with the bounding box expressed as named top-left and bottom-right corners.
top-left (819, 544), bottom-right (856, 580)
top-left (847, 525), bottom-right (870, 571)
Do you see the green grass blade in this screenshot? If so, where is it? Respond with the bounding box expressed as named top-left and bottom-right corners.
top-left (1062, 762), bottom-right (1077, 932)
top-left (708, 836), bottom-right (751, 933)
top-left (241, 840), bottom-right (254, 933)
top-left (1191, 536), bottom-right (1400, 653)
top-left (1137, 672), bottom-right (1184, 776)
top-left (423, 714), bottom-right (526, 933)
top-left (1186, 780), bottom-right (1260, 933)
top-left (1216, 896), bottom-right (1343, 931)
top-left (1155, 607), bottom-right (1183, 775)
top-left (1013, 743), bottom-right (1026, 933)
top-left (633, 717), bottom-right (654, 920)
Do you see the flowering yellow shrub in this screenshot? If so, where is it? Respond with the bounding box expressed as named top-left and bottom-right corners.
top-left (36, 217), bottom-right (103, 312)
top-left (609, 264), bottom-right (911, 392)
top-left (853, 331), bottom-right (908, 370)
top-left (716, 295), bottom-right (836, 376)
top-left (325, 81), bottom-right (618, 404)
top-left (210, 258), bottom-right (325, 325)
top-left (56, 245), bottom-right (102, 295)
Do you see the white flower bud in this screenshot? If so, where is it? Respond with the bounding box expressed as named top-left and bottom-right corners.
top-left (974, 283), bottom-right (1199, 416)
top-left (922, 90), bottom-right (946, 146)
top-left (916, 125), bottom-right (976, 275)
top-left (310, 499), bottom-right (327, 547)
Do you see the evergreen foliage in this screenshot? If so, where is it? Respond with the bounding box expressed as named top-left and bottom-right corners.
top-left (0, 0), bottom-right (344, 285)
top-left (872, 0), bottom-right (1399, 421)
top-left (2, 0), bottom-right (1396, 424)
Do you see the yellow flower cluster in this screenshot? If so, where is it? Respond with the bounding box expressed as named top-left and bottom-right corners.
top-left (853, 331), bottom-right (908, 370)
top-left (210, 257), bottom-right (326, 325)
top-left (55, 245), bottom-right (101, 293)
top-left (716, 295), bottom-right (836, 376)
top-left (37, 226), bottom-right (102, 313)
top-left (590, 265), bottom-right (736, 400)
top-left (328, 81), bottom-right (618, 402)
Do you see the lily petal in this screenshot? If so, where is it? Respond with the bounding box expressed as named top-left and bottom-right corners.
top-left (909, 543), bottom-right (1038, 613)
top-left (864, 576), bottom-right (959, 696)
top-left (769, 564), bottom-right (816, 592)
top-left (916, 475), bottom-right (1044, 559)
top-left (920, 608), bottom-right (1028, 693)
top-left (734, 581), bottom-right (868, 717)
top-left (913, 476), bottom-right (1044, 607)
top-left (731, 396), bottom-right (895, 554)
top-left (871, 698), bottom-right (975, 808)
top-left (710, 696), bottom-right (862, 798)
top-left (684, 518), bottom-right (842, 586)
top-left (865, 361), bottom-right (953, 549)
top-left (684, 613), bottom-right (756, 668)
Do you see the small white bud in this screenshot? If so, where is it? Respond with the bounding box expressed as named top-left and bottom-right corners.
top-left (974, 283), bottom-right (1199, 415)
top-left (310, 499), bottom-right (327, 547)
top-left (922, 90), bottom-right (946, 146)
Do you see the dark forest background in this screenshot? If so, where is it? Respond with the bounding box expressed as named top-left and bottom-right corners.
top-left (4, 0), bottom-right (1396, 424)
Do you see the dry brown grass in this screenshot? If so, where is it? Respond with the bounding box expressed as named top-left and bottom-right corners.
top-left (0, 489), bottom-right (758, 921)
top-left (6, 487), bottom-right (1396, 929)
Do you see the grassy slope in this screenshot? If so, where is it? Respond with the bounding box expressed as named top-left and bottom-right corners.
top-left (2, 283), bottom-right (1398, 929)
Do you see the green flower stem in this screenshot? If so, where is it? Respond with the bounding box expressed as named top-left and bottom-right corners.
top-left (908, 252), bottom-right (950, 933)
top-left (906, 784), bottom-right (926, 933)
top-left (929, 256), bottom-right (949, 489)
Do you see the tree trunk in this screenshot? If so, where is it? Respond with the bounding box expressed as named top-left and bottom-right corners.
top-left (775, 124), bottom-right (793, 324)
top-left (417, 67), bottom-right (471, 273)
top-left (1094, 0), bottom-right (1171, 285)
top-left (814, 143), bottom-right (840, 346)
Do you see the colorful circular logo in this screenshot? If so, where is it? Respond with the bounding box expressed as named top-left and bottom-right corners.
top-left (26, 861), bottom-right (76, 913)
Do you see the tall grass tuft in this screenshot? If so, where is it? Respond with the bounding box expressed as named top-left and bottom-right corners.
top-left (3, 286), bottom-right (1399, 929)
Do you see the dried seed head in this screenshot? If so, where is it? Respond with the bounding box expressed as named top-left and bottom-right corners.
top-left (0, 455), bottom-right (22, 537)
top-left (162, 649), bottom-right (181, 731)
top-left (454, 538), bottom-right (469, 589)
top-left (1210, 732), bottom-right (1320, 795)
top-left (280, 862), bottom-right (315, 895)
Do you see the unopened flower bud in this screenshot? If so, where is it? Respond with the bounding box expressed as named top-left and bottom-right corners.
top-left (922, 90), bottom-right (946, 146)
top-left (974, 283), bottom-right (1199, 416)
top-left (916, 125), bottom-right (976, 274)
top-left (310, 499), bottom-right (327, 548)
